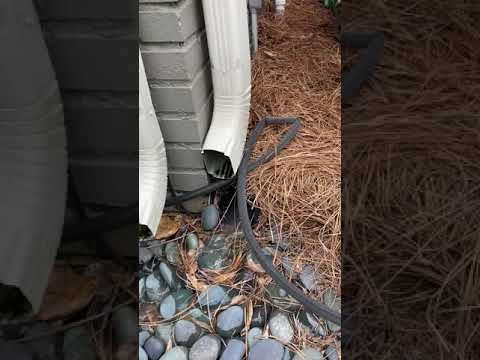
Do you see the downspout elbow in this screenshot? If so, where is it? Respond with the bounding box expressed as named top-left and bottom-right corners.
top-left (201, 0), bottom-right (252, 179)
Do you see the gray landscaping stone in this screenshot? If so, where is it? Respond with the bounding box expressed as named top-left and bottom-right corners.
top-left (63, 326), bottom-right (95, 360)
top-left (220, 338), bottom-right (246, 360)
top-left (189, 334), bottom-right (222, 360)
top-left (248, 339), bottom-right (285, 360)
top-left (293, 347), bottom-right (324, 360)
top-left (201, 205), bottom-right (220, 230)
top-left (155, 324), bottom-right (174, 345)
top-left (145, 273), bottom-right (169, 303)
top-left (139, 330), bottom-right (151, 347)
top-left (159, 294), bottom-right (177, 320)
top-left (282, 349), bottom-right (293, 360)
top-left (198, 285), bottom-right (231, 309)
top-left (111, 306), bottom-right (137, 344)
top-left (144, 336), bottom-right (166, 360)
top-left (159, 346), bottom-right (189, 360)
top-left (139, 347), bottom-right (148, 360)
top-left (298, 311), bottom-right (327, 338)
top-left (322, 289), bottom-right (341, 332)
top-left (159, 262), bottom-right (179, 289)
top-left (172, 288), bottom-right (193, 312)
top-left (24, 322), bottom-right (55, 360)
top-left (299, 266), bottom-right (316, 291)
top-left (149, 243), bottom-right (164, 258)
top-left (198, 234), bottom-right (232, 271)
top-left (247, 327), bottom-right (263, 347)
top-left (281, 257), bottom-right (296, 277)
top-left (188, 307), bottom-right (211, 325)
top-left (186, 233), bottom-right (199, 250)
top-left (324, 345), bottom-right (338, 360)
top-left (216, 305), bottom-right (245, 338)
top-left (322, 288), bottom-right (336, 308)
top-left (174, 320), bottom-right (202, 347)
top-left (165, 242), bottom-right (181, 265)
top-left (265, 283), bottom-right (300, 310)
top-left (268, 311), bottom-right (294, 344)
top-left (140, 247), bottom-right (153, 264)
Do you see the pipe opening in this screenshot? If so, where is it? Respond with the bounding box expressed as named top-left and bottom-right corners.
top-left (0, 284), bottom-right (32, 319)
top-left (203, 150), bottom-right (234, 179)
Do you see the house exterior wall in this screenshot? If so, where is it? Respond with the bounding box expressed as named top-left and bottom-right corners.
top-left (35, 0), bottom-right (211, 211)
top-left (139, 0), bottom-right (213, 194)
top-left (36, 0), bottom-right (138, 206)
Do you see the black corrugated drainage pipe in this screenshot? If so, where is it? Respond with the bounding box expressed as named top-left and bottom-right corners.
top-left (0, 0), bottom-right (67, 316)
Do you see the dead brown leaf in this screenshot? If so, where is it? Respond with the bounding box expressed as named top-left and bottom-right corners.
top-left (205, 255), bottom-right (245, 284)
top-left (139, 303), bottom-right (159, 324)
top-left (155, 214), bottom-right (182, 240)
top-left (37, 267), bottom-right (96, 320)
top-left (230, 295), bottom-right (247, 306)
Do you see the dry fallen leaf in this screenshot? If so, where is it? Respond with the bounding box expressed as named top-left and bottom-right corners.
top-left (230, 295), bottom-right (247, 306)
top-left (205, 255), bottom-right (245, 284)
top-left (246, 255), bottom-right (265, 274)
top-left (139, 303), bottom-right (160, 324)
top-left (37, 267), bottom-right (96, 320)
top-left (155, 214), bottom-right (182, 240)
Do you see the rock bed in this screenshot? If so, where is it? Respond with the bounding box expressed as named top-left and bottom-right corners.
top-left (138, 210), bottom-right (341, 360)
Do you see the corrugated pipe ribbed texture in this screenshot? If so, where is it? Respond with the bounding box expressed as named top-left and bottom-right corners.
top-left (139, 50), bottom-right (168, 233)
top-left (201, 0), bottom-right (251, 179)
top-left (0, 0), bottom-right (67, 313)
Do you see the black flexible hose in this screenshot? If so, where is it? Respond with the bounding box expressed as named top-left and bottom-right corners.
top-left (342, 32), bottom-right (384, 100)
top-left (236, 117), bottom-right (342, 325)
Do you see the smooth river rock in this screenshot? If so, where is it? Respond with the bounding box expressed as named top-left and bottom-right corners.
top-left (201, 205), bottom-right (220, 230)
top-left (268, 311), bottom-right (294, 344)
top-left (159, 346), bottom-right (189, 360)
top-left (159, 294), bottom-right (177, 320)
top-left (216, 305), bottom-right (245, 338)
top-left (197, 235), bottom-right (232, 271)
top-left (293, 347), bottom-right (325, 360)
top-left (189, 334), bottom-right (222, 360)
top-left (143, 336), bottom-right (165, 360)
top-left (220, 338), bottom-right (246, 360)
top-left (198, 285), bottom-right (232, 309)
top-left (248, 339), bottom-right (285, 360)
top-left (174, 320), bottom-right (202, 347)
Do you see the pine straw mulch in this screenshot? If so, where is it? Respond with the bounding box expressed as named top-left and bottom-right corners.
top-left (247, 0), bottom-right (341, 300)
top-left (342, 1), bottom-right (480, 358)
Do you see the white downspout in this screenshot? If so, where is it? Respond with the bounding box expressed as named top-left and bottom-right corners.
top-left (139, 50), bottom-right (167, 233)
top-left (275, 0), bottom-right (287, 14)
top-left (201, 0), bottom-right (252, 179)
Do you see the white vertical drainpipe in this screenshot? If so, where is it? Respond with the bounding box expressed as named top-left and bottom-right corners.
top-left (139, 50), bottom-right (168, 233)
top-left (275, 0), bottom-right (286, 14)
top-left (201, 0), bottom-right (252, 179)
top-left (0, 0), bottom-right (67, 314)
